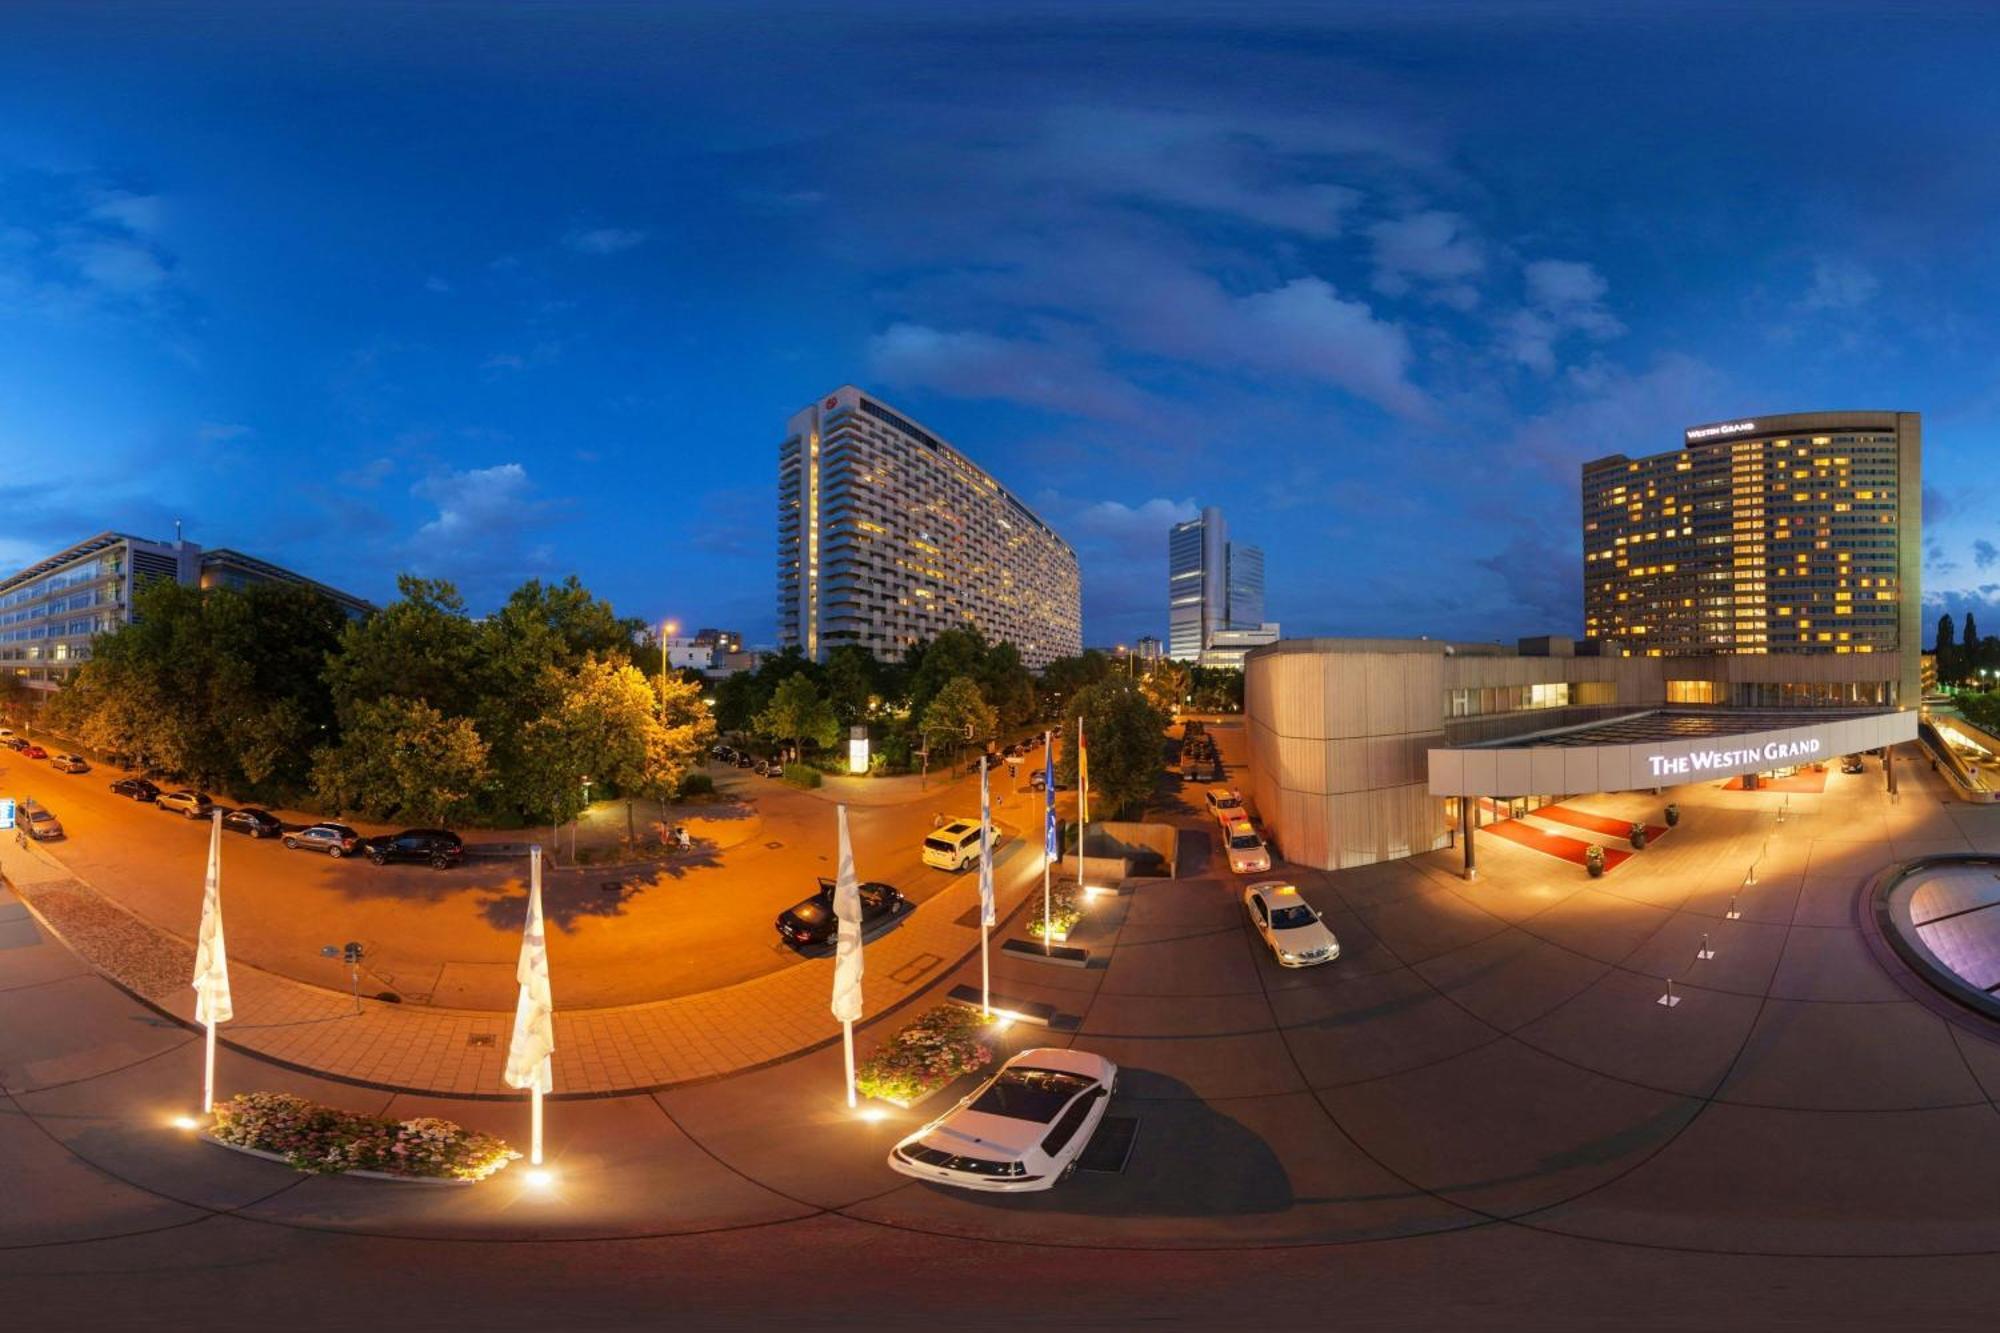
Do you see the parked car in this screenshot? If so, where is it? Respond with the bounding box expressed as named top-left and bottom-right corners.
top-left (1243, 882), bottom-right (1339, 968)
top-left (283, 823), bottom-right (361, 857)
top-left (155, 790), bottom-right (215, 819)
top-left (49, 754), bottom-right (90, 774)
top-left (0, 728), bottom-right (14, 742)
top-left (774, 877), bottom-right (910, 947)
top-left (20, 745), bottom-right (48, 761)
top-left (1840, 753), bottom-right (1866, 774)
top-left (2, 736), bottom-right (28, 752)
top-left (1223, 819), bottom-right (1272, 875)
top-left (222, 807), bottom-right (284, 838)
top-left (361, 828), bottom-right (465, 868)
top-left (888, 1047), bottom-right (1118, 1193)
top-left (1204, 787), bottom-right (1247, 824)
top-left (17, 798), bottom-right (63, 841)
top-left (735, 753), bottom-right (757, 769)
top-left (1029, 768), bottom-right (1067, 792)
top-left (110, 777), bottom-right (161, 802)
top-left (922, 819), bottom-right (993, 872)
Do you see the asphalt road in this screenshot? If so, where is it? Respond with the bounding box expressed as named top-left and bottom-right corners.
top-left (0, 739), bottom-right (1038, 1009)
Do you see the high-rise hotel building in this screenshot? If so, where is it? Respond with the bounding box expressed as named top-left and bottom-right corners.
top-left (1582, 411), bottom-right (1921, 705)
top-left (778, 386), bottom-right (1081, 670)
top-left (1168, 505), bottom-right (1278, 667)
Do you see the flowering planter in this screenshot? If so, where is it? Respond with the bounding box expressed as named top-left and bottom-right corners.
top-left (201, 1134), bottom-right (477, 1185)
top-left (852, 1005), bottom-right (995, 1110)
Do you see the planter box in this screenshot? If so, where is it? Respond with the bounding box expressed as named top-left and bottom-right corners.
top-left (201, 1134), bottom-right (478, 1185)
top-left (1002, 937), bottom-right (1091, 967)
top-left (869, 1077), bottom-right (961, 1112)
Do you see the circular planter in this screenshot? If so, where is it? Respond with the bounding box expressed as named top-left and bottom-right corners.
top-left (200, 1134), bottom-right (480, 1185)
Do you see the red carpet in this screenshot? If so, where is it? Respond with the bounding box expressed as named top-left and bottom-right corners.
top-left (1481, 818), bottom-right (1634, 871)
top-left (1535, 804), bottom-right (1668, 843)
top-left (1720, 770), bottom-right (1827, 794)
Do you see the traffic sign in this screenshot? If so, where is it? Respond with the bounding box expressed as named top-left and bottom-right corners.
top-left (0, 798), bottom-right (13, 830)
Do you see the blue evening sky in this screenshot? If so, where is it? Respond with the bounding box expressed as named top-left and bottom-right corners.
top-left (3, 1), bottom-right (1996, 648)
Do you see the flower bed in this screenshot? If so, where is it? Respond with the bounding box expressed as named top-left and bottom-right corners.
top-left (208, 1092), bottom-right (519, 1182)
top-left (853, 1005), bottom-right (995, 1108)
top-left (1024, 881), bottom-right (1085, 941)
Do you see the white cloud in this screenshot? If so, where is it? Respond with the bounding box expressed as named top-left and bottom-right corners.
top-left (866, 323), bottom-right (1155, 422)
top-left (1803, 255), bottom-right (1880, 311)
top-left (424, 275), bottom-right (452, 294)
top-left (563, 226), bottom-right (649, 255)
top-left (1071, 497), bottom-right (1201, 538)
top-left (1502, 259), bottom-right (1625, 373)
top-left (1230, 278), bottom-right (1428, 417)
top-left (405, 463), bottom-right (558, 594)
top-left (87, 190), bottom-right (163, 236)
top-left (481, 352), bottom-right (527, 372)
top-left (61, 238), bottom-right (170, 294)
top-left (1368, 210), bottom-right (1483, 307)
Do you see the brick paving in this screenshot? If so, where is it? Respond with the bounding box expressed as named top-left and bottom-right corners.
top-left (0, 829), bottom-right (1044, 1097)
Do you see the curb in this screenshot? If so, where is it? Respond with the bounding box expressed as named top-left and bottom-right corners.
top-left (199, 1133), bottom-right (478, 1185)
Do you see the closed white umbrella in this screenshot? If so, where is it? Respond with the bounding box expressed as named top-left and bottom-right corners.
top-left (830, 805), bottom-right (864, 1107)
top-left (504, 846), bottom-right (555, 1167)
top-left (190, 810), bottom-right (232, 1114)
top-left (979, 754), bottom-right (995, 1014)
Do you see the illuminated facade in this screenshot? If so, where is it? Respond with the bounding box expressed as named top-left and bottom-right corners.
top-left (778, 386), bottom-right (1081, 669)
top-left (1582, 411), bottom-right (1921, 705)
top-left (1, 532), bottom-right (373, 688)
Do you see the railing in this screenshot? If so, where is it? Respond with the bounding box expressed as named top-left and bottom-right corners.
top-left (1917, 716), bottom-right (1998, 802)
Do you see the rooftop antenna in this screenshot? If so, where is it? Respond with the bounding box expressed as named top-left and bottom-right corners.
top-left (175, 519), bottom-right (183, 544)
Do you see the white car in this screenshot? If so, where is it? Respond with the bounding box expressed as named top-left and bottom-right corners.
top-left (1243, 882), bottom-right (1339, 967)
top-left (1224, 820), bottom-right (1271, 874)
top-left (1204, 787), bottom-right (1247, 825)
top-left (888, 1047), bottom-right (1117, 1192)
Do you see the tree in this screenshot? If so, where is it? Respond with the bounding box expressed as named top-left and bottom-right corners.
top-left (822, 645), bottom-right (879, 728)
top-left (327, 576), bottom-right (483, 725)
top-left (1057, 678), bottom-right (1168, 819)
top-left (978, 641), bottom-right (1037, 732)
top-left (908, 627), bottom-right (989, 722)
top-left (920, 675), bottom-right (997, 772)
top-left (1966, 613), bottom-right (1981, 675)
top-left (310, 696), bottom-right (490, 825)
top-left (1039, 650), bottom-right (1111, 720)
top-left (754, 674), bottom-right (841, 761)
top-left (1937, 612), bottom-right (1960, 685)
top-left (1189, 665), bottom-right (1245, 713)
top-left (1140, 658), bottom-right (1192, 716)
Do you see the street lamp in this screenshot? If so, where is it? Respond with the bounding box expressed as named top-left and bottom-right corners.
top-left (661, 619), bottom-right (679, 693)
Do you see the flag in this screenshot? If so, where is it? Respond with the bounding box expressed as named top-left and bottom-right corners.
top-left (191, 812), bottom-right (232, 1026)
top-left (504, 848), bottom-right (555, 1095)
top-left (978, 757), bottom-right (996, 928)
top-left (1042, 730), bottom-right (1058, 861)
top-left (831, 805), bottom-right (864, 1023)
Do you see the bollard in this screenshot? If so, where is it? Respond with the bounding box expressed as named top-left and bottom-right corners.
top-left (1745, 863), bottom-right (1758, 888)
top-left (1697, 932), bottom-right (1714, 961)
top-left (1657, 976), bottom-right (1680, 1008)
top-left (1726, 893), bottom-right (1742, 921)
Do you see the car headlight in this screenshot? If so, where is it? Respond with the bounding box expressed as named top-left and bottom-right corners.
top-left (1278, 949), bottom-right (1299, 961)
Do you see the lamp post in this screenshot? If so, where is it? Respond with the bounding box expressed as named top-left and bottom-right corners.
top-left (660, 619), bottom-right (679, 694)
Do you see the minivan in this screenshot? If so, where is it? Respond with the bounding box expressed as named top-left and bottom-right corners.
top-left (922, 820), bottom-right (992, 873)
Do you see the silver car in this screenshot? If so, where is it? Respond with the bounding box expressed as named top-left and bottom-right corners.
top-left (17, 798), bottom-right (63, 841)
top-left (155, 790), bottom-right (215, 819)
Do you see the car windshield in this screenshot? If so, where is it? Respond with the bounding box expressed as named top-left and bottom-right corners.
top-left (968, 1067), bottom-right (1093, 1123)
top-left (1229, 833), bottom-right (1262, 850)
top-left (1271, 904), bottom-right (1317, 929)
top-left (1213, 794), bottom-right (1240, 807)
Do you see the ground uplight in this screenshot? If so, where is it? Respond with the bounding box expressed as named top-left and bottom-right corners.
top-left (171, 1115), bottom-right (200, 1131)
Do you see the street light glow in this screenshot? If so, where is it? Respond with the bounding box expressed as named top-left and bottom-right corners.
top-left (171, 1114), bottom-right (200, 1131)
top-left (856, 1106), bottom-right (886, 1122)
top-left (523, 1167), bottom-right (555, 1189)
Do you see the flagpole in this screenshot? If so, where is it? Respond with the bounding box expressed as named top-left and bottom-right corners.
top-left (979, 755), bottom-right (991, 1016)
top-left (204, 1018), bottom-right (216, 1114)
top-left (530, 1060), bottom-right (545, 1166)
top-left (1043, 728), bottom-right (1053, 954)
top-left (1074, 716), bottom-right (1085, 893)
top-left (842, 1019), bottom-right (857, 1108)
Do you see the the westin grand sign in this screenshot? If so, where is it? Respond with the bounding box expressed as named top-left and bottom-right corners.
top-left (1685, 420), bottom-right (1758, 441)
top-left (1647, 737), bottom-right (1820, 779)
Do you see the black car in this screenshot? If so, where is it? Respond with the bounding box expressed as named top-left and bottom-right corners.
top-left (222, 807), bottom-right (284, 838)
top-left (110, 777), bottom-right (161, 802)
top-left (362, 828), bottom-right (465, 868)
top-left (775, 877), bottom-right (910, 947)
top-left (735, 753), bottom-right (757, 769)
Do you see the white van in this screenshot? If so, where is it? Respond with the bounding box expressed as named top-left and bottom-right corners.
top-left (922, 819), bottom-right (993, 872)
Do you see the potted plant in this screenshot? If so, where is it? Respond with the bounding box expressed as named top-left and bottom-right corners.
top-left (1585, 844), bottom-right (1605, 878)
top-left (1664, 802), bottom-right (1680, 828)
top-left (1628, 821), bottom-right (1647, 850)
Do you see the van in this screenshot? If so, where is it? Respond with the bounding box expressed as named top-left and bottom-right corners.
top-left (922, 819), bottom-right (992, 873)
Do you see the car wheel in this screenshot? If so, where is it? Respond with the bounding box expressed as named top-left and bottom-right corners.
top-left (369, 853), bottom-right (385, 866)
top-left (329, 846), bottom-right (345, 859)
top-left (430, 854), bottom-right (448, 869)
top-left (283, 837), bottom-right (298, 849)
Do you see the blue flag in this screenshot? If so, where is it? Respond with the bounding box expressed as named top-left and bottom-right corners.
top-left (1043, 730), bottom-right (1058, 859)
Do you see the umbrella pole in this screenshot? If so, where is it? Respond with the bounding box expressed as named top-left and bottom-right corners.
top-left (530, 1084), bottom-right (544, 1166)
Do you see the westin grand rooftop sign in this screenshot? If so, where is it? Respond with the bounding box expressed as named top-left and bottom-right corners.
top-left (1685, 420), bottom-right (1758, 441)
top-left (1646, 736), bottom-right (1820, 779)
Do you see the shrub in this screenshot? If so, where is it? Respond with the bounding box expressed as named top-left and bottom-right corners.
top-left (1024, 881), bottom-right (1085, 940)
top-left (782, 763), bottom-right (823, 789)
top-left (854, 1004), bottom-right (995, 1106)
top-left (679, 772), bottom-right (716, 799)
top-left (209, 1091), bottom-right (519, 1182)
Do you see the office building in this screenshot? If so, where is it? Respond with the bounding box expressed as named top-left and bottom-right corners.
top-left (1582, 411), bottom-right (1921, 705)
top-left (778, 386), bottom-right (1081, 670)
top-left (1167, 505), bottom-right (1278, 667)
top-left (0, 531), bottom-right (373, 688)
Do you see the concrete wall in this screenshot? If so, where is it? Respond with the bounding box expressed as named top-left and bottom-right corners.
top-left (1084, 821), bottom-right (1178, 877)
top-left (1245, 641), bottom-right (1451, 870)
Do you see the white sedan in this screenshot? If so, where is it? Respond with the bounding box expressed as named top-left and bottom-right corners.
top-left (1243, 882), bottom-right (1339, 967)
top-left (1224, 820), bottom-right (1271, 874)
top-left (888, 1047), bottom-right (1117, 1192)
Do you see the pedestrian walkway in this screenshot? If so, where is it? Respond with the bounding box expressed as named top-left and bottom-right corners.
top-left (0, 826), bottom-right (1050, 1099)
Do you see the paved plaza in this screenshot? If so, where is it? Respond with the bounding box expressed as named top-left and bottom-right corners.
top-left (9, 723), bottom-right (2000, 1326)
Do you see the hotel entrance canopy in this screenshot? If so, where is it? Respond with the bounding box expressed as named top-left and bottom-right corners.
top-left (1427, 708), bottom-right (1917, 798)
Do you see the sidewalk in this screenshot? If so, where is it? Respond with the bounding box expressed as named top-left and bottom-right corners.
top-left (0, 820), bottom-right (1049, 1099)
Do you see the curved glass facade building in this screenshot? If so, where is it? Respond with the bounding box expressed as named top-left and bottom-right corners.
top-left (778, 386), bottom-right (1081, 669)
